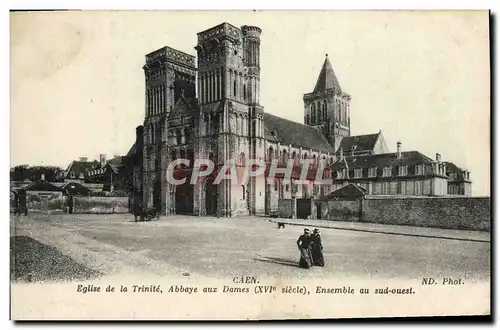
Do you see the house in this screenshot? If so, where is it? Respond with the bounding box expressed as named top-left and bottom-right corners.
top-left (60, 157), bottom-right (100, 183)
top-left (87, 154), bottom-right (134, 193)
top-left (328, 142), bottom-right (449, 196)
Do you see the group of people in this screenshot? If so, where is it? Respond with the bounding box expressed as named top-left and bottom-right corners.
top-left (296, 228), bottom-right (324, 269)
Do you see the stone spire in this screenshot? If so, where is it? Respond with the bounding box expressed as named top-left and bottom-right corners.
top-left (313, 54), bottom-right (343, 93)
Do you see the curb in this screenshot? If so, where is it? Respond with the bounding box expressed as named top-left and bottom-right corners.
top-left (268, 219), bottom-right (490, 243)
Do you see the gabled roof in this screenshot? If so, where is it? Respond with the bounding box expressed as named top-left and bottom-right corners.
top-left (323, 183), bottom-right (366, 199)
top-left (263, 113), bottom-right (335, 153)
top-left (330, 151), bottom-right (436, 170)
top-left (61, 182), bottom-right (91, 196)
top-left (106, 156), bottom-right (125, 174)
top-left (64, 160), bottom-right (99, 178)
top-left (338, 133), bottom-right (380, 154)
top-left (24, 179), bottom-right (61, 192)
top-left (313, 54), bottom-right (343, 93)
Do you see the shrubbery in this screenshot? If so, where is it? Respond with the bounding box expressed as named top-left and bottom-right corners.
top-left (88, 190), bottom-right (129, 197)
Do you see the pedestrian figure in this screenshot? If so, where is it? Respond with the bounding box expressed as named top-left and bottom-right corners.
top-left (296, 228), bottom-right (313, 269)
top-left (311, 228), bottom-right (325, 267)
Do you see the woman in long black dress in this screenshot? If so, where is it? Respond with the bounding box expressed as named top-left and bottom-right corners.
top-left (296, 229), bottom-right (313, 269)
top-left (311, 228), bottom-right (325, 267)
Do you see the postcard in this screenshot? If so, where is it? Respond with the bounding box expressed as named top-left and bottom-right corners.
top-left (10, 10), bottom-right (491, 320)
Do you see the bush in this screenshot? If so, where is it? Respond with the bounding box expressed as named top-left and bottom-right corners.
top-left (88, 190), bottom-right (129, 197)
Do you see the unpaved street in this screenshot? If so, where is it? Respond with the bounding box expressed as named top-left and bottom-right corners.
top-left (11, 213), bottom-right (490, 283)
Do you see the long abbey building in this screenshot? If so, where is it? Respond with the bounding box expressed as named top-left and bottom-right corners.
top-left (127, 22), bottom-right (472, 217)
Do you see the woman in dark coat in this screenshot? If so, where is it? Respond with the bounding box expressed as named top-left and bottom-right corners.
top-left (311, 228), bottom-right (325, 267)
top-left (296, 229), bottom-right (313, 269)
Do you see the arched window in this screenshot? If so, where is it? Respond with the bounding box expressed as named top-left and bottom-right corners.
top-left (281, 150), bottom-right (288, 164)
top-left (316, 102), bottom-right (321, 123)
top-left (311, 104), bottom-right (316, 123)
top-left (187, 148), bottom-right (194, 166)
top-left (176, 129), bottom-right (182, 145)
top-left (179, 149), bottom-right (186, 168)
top-left (305, 115), bottom-right (309, 125)
top-left (312, 155), bottom-right (317, 165)
top-left (239, 152), bottom-right (246, 166)
top-left (268, 147), bottom-right (274, 161)
top-left (240, 115), bottom-right (244, 135)
top-left (150, 124), bottom-right (155, 144)
top-left (233, 79), bottom-right (237, 97)
top-left (242, 185), bottom-right (246, 200)
top-left (185, 129), bottom-right (192, 144)
top-left (243, 84), bottom-right (247, 100)
top-left (323, 102), bottom-right (327, 120)
top-left (303, 153), bottom-right (308, 159)
top-left (291, 151), bottom-right (297, 164)
top-left (170, 150), bottom-right (177, 161)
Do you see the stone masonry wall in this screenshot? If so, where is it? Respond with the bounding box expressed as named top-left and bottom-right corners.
top-left (319, 199), bottom-right (361, 221)
top-left (362, 196), bottom-right (490, 231)
top-left (278, 199), bottom-right (293, 218)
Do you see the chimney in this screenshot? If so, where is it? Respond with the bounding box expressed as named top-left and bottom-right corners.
top-left (396, 141), bottom-right (402, 159)
top-left (100, 154), bottom-right (107, 168)
top-left (113, 154), bottom-right (120, 159)
top-left (436, 153), bottom-right (441, 163)
top-left (79, 157), bottom-right (88, 162)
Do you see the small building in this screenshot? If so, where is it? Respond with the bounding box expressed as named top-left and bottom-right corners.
top-left (61, 182), bottom-right (91, 196)
top-left (23, 179), bottom-right (65, 212)
top-left (317, 183), bottom-right (366, 221)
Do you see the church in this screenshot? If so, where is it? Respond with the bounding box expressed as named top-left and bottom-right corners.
top-left (127, 22), bottom-right (472, 218)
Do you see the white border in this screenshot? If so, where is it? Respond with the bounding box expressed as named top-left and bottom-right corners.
top-left (2, 1), bottom-right (497, 328)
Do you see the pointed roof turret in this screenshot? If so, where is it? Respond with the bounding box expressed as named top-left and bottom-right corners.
top-left (313, 54), bottom-right (343, 93)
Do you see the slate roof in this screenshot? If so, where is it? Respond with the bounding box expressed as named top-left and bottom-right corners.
top-left (443, 161), bottom-right (463, 173)
top-left (61, 182), bottom-right (91, 196)
top-left (330, 151), bottom-right (436, 170)
top-left (64, 160), bottom-right (99, 179)
top-left (443, 161), bottom-right (470, 182)
top-left (263, 113), bottom-right (335, 153)
top-left (338, 133), bottom-right (380, 153)
top-left (24, 179), bottom-right (61, 192)
top-left (107, 156), bottom-right (125, 174)
top-left (323, 183), bottom-right (366, 199)
top-left (313, 54), bottom-right (343, 93)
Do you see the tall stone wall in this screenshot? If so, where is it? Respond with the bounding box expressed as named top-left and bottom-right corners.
top-left (362, 196), bottom-right (490, 231)
top-left (319, 199), bottom-right (361, 221)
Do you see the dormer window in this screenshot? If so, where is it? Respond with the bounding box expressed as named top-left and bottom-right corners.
top-left (354, 169), bottom-right (362, 178)
top-left (398, 165), bottom-right (408, 176)
top-left (383, 167), bottom-right (392, 177)
top-left (337, 170), bottom-right (344, 179)
top-left (368, 167), bottom-right (377, 178)
top-left (70, 172), bottom-right (75, 179)
top-left (415, 164), bottom-right (424, 175)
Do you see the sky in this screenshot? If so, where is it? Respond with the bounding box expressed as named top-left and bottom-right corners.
top-left (10, 10), bottom-right (490, 196)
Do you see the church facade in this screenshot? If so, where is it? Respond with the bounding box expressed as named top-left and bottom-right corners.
top-left (128, 22), bottom-right (472, 218)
